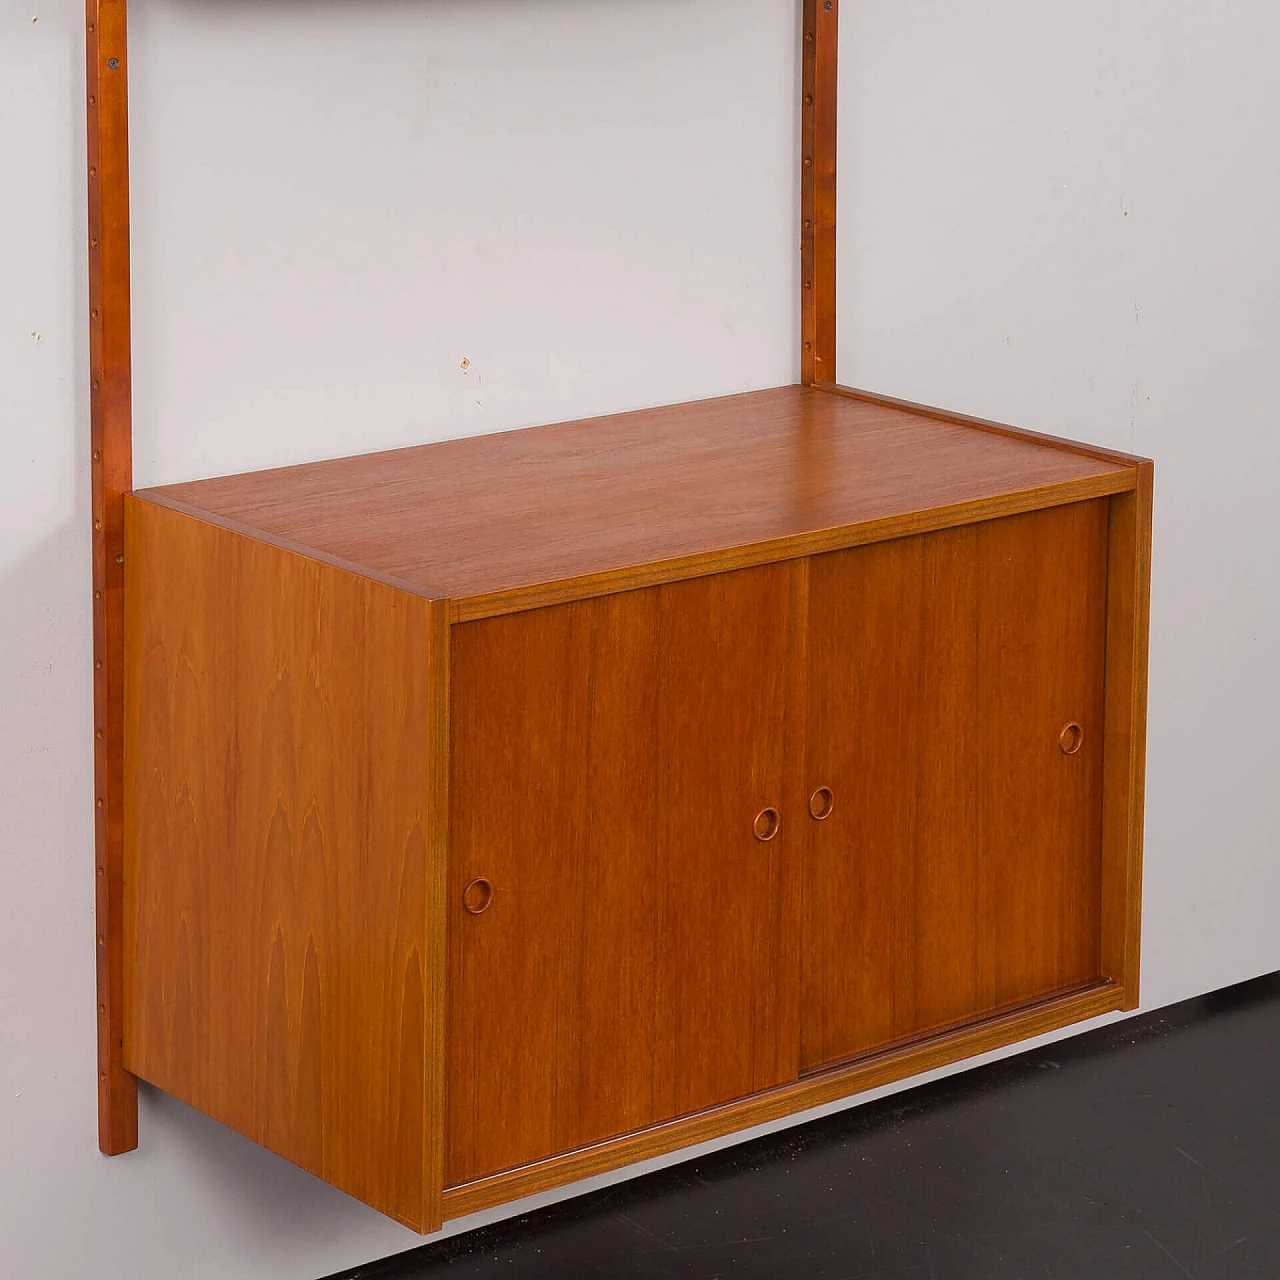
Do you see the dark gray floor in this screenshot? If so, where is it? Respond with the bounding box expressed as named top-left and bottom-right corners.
top-left (326, 973), bottom-right (1280, 1279)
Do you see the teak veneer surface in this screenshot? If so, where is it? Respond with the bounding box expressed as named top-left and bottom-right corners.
top-left (447, 564), bottom-right (807, 1186)
top-left (120, 385), bottom-right (1150, 1231)
top-left (123, 500), bottom-right (448, 1232)
top-left (801, 502), bottom-right (1109, 1070)
top-left (139, 386), bottom-right (1133, 613)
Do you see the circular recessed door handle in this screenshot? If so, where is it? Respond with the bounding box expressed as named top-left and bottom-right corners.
top-left (753, 808), bottom-right (780, 842)
top-left (462, 877), bottom-right (494, 915)
top-left (809, 786), bottom-right (834, 820)
top-left (1059, 722), bottom-right (1084, 755)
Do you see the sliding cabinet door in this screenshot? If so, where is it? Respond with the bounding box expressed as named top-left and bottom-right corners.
top-left (653, 562), bottom-right (807, 1119)
top-left (446, 592), bottom-right (662, 1186)
top-left (447, 561), bottom-right (805, 1186)
top-left (801, 501), bottom-right (1109, 1071)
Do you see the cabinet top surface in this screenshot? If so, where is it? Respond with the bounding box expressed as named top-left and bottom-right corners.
top-left (137, 385), bottom-right (1137, 611)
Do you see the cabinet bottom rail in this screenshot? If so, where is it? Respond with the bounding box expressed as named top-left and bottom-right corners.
top-left (441, 978), bottom-right (1124, 1223)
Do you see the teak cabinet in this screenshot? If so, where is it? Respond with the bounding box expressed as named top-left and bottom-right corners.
top-left (122, 385), bottom-right (1152, 1232)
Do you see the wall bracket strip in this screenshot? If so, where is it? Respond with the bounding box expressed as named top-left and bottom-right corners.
top-left (801, 0), bottom-right (838, 384)
top-left (87, 0), bottom-right (138, 1154)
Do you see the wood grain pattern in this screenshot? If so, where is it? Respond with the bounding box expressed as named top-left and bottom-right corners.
top-left (446, 564), bottom-right (806, 1186)
top-left (1100, 467), bottom-right (1154, 1007)
top-left (801, 0), bottom-right (838, 384)
top-left (446, 592), bottom-right (662, 1185)
top-left (123, 498), bottom-right (447, 1231)
top-left (653, 563), bottom-right (807, 1118)
top-left (442, 979), bottom-right (1125, 1222)
top-left (800, 503), bottom-right (1109, 1071)
top-left (87, 0), bottom-right (136, 1155)
top-left (139, 386), bottom-right (1135, 620)
top-left (121, 479), bottom-right (1147, 1229)
top-left (801, 529), bottom-right (956, 1066)
top-left (99, 0), bottom-right (1153, 1222)
top-left (909, 526), bottom-right (982, 1033)
top-left (974, 502), bottom-right (1109, 1010)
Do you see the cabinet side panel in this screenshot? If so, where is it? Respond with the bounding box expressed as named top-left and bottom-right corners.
top-left (1100, 467), bottom-right (1153, 1006)
top-left (124, 498), bottom-right (442, 1231)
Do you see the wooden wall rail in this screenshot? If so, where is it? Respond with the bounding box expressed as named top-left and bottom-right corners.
top-left (87, 0), bottom-right (138, 1153)
top-left (801, 0), bottom-right (838, 384)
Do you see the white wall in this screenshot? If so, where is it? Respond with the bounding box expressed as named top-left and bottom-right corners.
top-left (127, 0), bottom-right (799, 484)
top-left (2, 1), bottom-right (1276, 1276)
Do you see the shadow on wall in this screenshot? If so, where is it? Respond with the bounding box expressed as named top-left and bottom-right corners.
top-left (138, 1084), bottom-right (423, 1247)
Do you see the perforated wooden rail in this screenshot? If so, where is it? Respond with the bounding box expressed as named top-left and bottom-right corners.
top-left (86, 0), bottom-right (136, 1156)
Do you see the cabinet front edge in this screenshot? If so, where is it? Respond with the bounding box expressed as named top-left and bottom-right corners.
top-left (441, 980), bottom-right (1126, 1223)
top-left (448, 474), bottom-right (1136, 623)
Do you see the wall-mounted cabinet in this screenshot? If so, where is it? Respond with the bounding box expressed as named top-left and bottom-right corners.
top-left (122, 384), bottom-right (1151, 1232)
